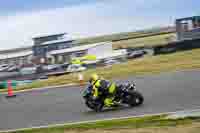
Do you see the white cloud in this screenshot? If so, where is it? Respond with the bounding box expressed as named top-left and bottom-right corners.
top-left (0, 0), bottom-right (172, 50)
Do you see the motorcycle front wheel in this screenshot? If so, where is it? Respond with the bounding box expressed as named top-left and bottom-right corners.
top-left (85, 100), bottom-right (104, 112)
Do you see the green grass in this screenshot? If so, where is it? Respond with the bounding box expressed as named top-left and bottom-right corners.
top-left (5, 115), bottom-right (200, 133)
top-left (113, 33), bottom-right (176, 49)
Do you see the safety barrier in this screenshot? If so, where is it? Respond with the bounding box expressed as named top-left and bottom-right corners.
top-left (153, 38), bottom-right (200, 55)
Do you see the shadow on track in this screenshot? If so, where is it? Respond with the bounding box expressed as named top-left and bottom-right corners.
top-left (82, 104), bottom-right (144, 115)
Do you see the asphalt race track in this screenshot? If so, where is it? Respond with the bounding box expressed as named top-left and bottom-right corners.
top-left (1, 70), bottom-right (200, 131)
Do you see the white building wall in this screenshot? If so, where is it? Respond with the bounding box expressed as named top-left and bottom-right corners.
top-left (87, 42), bottom-right (112, 57)
top-left (0, 50), bottom-right (33, 65)
top-left (97, 49), bottom-right (127, 60)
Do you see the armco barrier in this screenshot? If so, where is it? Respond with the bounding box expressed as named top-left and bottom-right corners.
top-left (126, 38), bottom-right (200, 56)
top-left (0, 80), bottom-right (17, 89)
top-left (153, 38), bottom-right (200, 55)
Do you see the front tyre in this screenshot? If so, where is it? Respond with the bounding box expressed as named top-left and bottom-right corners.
top-left (85, 100), bottom-right (95, 110)
top-left (85, 99), bottom-right (104, 112)
top-left (94, 103), bottom-right (104, 112)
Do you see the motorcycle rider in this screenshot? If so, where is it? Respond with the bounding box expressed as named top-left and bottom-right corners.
top-left (89, 73), bottom-right (119, 107)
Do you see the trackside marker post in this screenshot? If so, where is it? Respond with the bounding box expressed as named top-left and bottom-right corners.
top-left (6, 80), bottom-right (16, 98)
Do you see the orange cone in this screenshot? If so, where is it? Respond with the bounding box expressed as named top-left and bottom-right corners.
top-left (6, 80), bottom-right (16, 98)
top-left (78, 73), bottom-right (84, 86)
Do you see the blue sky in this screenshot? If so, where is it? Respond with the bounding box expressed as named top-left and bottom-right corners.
top-left (0, 0), bottom-right (101, 15)
top-left (0, 0), bottom-right (199, 50)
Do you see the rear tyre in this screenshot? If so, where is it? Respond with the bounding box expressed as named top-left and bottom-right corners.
top-left (128, 91), bottom-right (144, 107)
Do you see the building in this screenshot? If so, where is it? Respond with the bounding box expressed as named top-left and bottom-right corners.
top-left (0, 34), bottom-right (126, 66)
top-left (176, 16), bottom-right (200, 41)
top-left (32, 33), bottom-right (74, 64)
top-left (0, 47), bottom-right (33, 65)
top-left (48, 42), bottom-right (127, 64)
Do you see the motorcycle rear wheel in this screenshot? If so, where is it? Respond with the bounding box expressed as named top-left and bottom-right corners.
top-left (127, 91), bottom-right (144, 107)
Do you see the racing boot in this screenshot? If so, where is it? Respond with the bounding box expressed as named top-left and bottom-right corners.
top-left (104, 98), bottom-right (120, 107)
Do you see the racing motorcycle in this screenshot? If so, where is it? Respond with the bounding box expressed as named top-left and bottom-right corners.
top-left (82, 82), bottom-right (144, 112)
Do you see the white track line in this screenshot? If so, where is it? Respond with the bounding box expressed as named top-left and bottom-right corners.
top-left (1, 107), bottom-right (200, 133)
top-left (1, 83), bottom-right (80, 95)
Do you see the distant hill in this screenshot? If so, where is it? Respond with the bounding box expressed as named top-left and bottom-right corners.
top-left (75, 26), bottom-right (176, 45)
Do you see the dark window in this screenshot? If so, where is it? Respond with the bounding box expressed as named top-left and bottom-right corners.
top-left (75, 51), bottom-right (86, 57)
top-left (56, 42), bottom-right (72, 50)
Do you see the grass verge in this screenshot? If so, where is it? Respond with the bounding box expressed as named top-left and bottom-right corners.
top-left (4, 115), bottom-right (200, 133)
